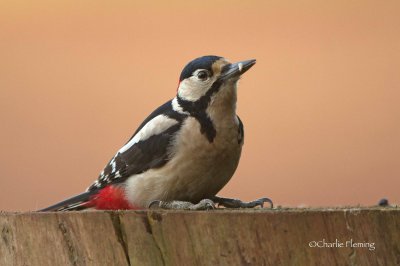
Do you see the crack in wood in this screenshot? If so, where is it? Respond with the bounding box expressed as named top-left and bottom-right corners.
top-left (146, 212), bottom-right (166, 266)
top-left (0, 208), bottom-right (398, 265)
top-left (58, 221), bottom-right (79, 266)
top-left (109, 212), bottom-right (131, 266)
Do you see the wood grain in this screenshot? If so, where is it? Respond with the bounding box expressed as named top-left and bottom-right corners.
top-left (0, 208), bottom-right (399, 266)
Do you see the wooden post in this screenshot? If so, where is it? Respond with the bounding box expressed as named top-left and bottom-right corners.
top-left (0, 208), bottom-right (399, 265)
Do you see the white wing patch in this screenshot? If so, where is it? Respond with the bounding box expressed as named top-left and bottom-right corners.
top-left (118, 115), bottom-right (178, 153)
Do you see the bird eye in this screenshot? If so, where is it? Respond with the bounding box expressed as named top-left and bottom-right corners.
top-left (196, 70), bottom-right (209, 81)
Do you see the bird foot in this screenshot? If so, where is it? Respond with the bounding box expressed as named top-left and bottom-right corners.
top-left (148, 199), bottom-right (216, 210)
top-left (212, 196), bottom-right (273, 208)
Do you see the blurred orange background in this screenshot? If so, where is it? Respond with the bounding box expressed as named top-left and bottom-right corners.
top-left (1, 1), bottom-right (399, 211)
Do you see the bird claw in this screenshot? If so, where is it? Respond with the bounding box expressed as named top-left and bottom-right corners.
top-left (212, 196), bottom-right (273, 209)
top-left (245, 197), bottom-right (274, 208)
top-left (148, 200), bottom-right (162, 209)
top-left (191, 199), bottom-right (216, 210)
top-left (147, 199), bottom-right (216, 210)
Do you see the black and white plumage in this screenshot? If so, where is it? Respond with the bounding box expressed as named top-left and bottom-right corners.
top-left (88, 100), bottom-right (188, 191)
top-left (40, 55), bottom-right (258, 211)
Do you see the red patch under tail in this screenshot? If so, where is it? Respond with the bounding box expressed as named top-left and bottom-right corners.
top-left (86, 185), bottom-right (140, 210)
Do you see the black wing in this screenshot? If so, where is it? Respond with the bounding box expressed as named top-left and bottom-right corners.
top-left (87, 100), bottom-right (187, 191)
top-left (38, 99), bottom-right (188, 211)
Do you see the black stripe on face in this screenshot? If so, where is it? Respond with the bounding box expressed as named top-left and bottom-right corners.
top-left (176, 79), bottom-right (223, 143)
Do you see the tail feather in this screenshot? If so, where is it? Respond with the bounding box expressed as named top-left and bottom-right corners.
top-left (38, 191), bottom-right (96, 212)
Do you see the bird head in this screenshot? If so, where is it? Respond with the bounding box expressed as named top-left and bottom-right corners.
top-left (176, 56), bottom-right (256, 108)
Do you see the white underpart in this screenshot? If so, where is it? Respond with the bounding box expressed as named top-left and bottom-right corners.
top-left (118, 115), bottom-right (178, 153)
top-left (238, 62), bottom-right (243, 72)
top-left (125, 115), bottom-right (242, 208)
top-left (172, 97), bottom-right (189, 115)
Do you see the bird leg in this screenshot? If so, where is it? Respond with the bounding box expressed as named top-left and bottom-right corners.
top-left (211, 196), bottom-right (273, 208)
top-left (148, 199), bottom-right (215, 210)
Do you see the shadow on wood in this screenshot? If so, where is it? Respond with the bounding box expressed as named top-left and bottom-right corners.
top-left (0, 208), bottom-right (399, 265)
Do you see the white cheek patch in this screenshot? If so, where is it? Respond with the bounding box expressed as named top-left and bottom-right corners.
top-left (119, 115), bottom-right (178, 153)
top-left (238, 62), bottom-right (243, 72)
top-left (178, 78), bottom-right (211, 102)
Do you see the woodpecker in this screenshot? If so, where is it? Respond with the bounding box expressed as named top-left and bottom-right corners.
top-left (40, 55), bottom-right (273, 211)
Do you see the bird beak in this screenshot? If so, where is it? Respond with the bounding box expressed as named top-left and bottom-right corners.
top-left (219, 59), bottom-right (256, 81)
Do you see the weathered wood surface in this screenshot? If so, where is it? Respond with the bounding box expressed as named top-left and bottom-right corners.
top-left (0, 208), bottom-right (399, 266)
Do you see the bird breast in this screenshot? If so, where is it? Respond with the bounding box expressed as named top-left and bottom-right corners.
top-left (125, 115), bottom-right (243, 207)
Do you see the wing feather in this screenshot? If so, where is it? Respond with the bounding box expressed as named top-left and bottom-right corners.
top-left (87, 100), bottom-right (187, 191)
